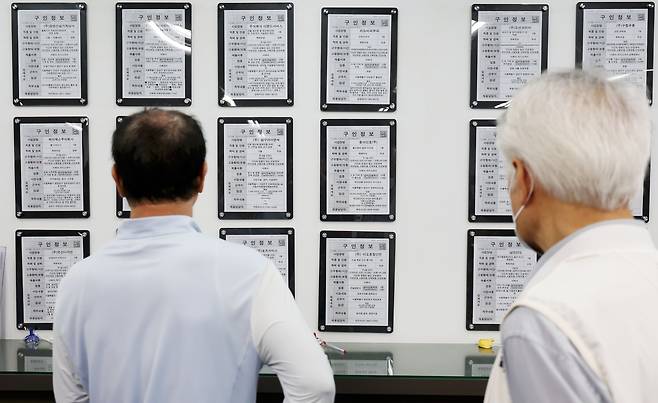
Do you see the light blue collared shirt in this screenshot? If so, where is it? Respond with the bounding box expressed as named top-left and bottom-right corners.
top-left (53, 216), bottom-right (335, 403)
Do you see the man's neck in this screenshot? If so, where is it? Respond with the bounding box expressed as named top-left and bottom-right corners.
top-left (534, 203), bottom-right (633, 252)
top-left (129, 200), bottom-right (195, 219)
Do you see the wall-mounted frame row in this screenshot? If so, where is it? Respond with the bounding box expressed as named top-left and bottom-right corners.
top-left (13, 228), bottom-right (395, 334)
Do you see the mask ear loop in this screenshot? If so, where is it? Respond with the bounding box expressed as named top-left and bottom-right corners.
top-left (512, 171), bottom-right (535, 222)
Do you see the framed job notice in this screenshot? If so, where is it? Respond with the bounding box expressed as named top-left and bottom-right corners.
top-left (319, 231), bottom-right (395, 333)
top-left (16, 229), bottom-right (90, 330)
top-left (114, 116), bottom-right (131, 219)
top-left (14, 117), bottom-right (90, 219)
top-left (116, 2), bottom-right (191, 106)
top-left (576, 2), bottom-right (655, 104)
top-left (470, 4), bottom-right (549, 109)
top-left (218, 117), bottom-right (293, 220)
top-left (11, 2), bottom-right (88, 106)
top-left (220, 228), bottom-right (295, 294)
top-left (468, 120), bottom-right (511, 223)
top-left (467, 120), bottom-right (651, 222)
top-left (466, 229), bottom-right (539, 331)
top-left (320, 8), bottom-right (398, 112)
top-left (218, 3), bottom-right (294, 107)
top-left (321, 119), bottom-right (396, 222)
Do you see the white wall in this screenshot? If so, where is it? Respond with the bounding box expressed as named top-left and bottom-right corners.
top-left (1, 0), bottom-right (656, 344)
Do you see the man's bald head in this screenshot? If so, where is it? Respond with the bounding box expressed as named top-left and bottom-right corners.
top-left (112, 109), bottom-right (206, 204)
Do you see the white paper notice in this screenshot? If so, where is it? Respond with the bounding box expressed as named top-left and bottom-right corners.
top-left (582, 9), bottom-right (649, 90)
top-left (122, 197), bottom-right (131, 212)
top-left (20, 123), bottom-right (84, 212)
top-left (121, 8), bottom-right (187, 98)
top-left (325, 238), bottom-right (389, 326)
top-left (472, 236), bottom-right (536, 325)
top-left (17, 9), bottom-right (82, 98)
top-left (468, 361), bottom-right (494, 377)
top-left (476, 11), bottom-right (543, 102)
top-left (225, 234), bottom-right (290, 285)
top-left (223, 9), bottom-right (288, 100)
top-left (326, 14), bottom-right (392, 104)
top-left (22, 355), bottom-right (53, 372)
top-left (474, 126), bottom-right (511, 216)
top-left (223, 123), bottom-right (288, 212)
top-left (21, 236), bottom-right (84, 324)
top-left (326, 126), bottom-right (390, 215)
top-left (330, 356), bottom-right (391, 375)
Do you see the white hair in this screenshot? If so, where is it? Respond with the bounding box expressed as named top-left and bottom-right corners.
top-left (498, 70), bottom-right (651, 211)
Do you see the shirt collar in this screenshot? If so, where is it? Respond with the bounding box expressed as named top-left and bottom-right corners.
top-left (117, 215), bottom-right (201, 240)
top-left (528, 218), bottom-right (653, 286)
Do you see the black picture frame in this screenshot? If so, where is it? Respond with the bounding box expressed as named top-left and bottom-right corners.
top-left (220, 227), bottom-right (295, 294)
top-left (16, 229), bottom-right (90, 330)
top-left (218, 117), bottom-right (293, 220)
top-left (639, 163), bottom-right (651, 222)
top-left (11, 2), bottom-right (88, 106)
top-left (467, 119), bottom-right (651, 223)
top-left (320, 119), bottom-right (396, 222)
top-left (466, 229), bottom-right (539, 331)
top-left (114, 116), bottom-right (131, 219)
top-left (576, 2), bottom-right (654, 105)
top-left (320, 7), bottom-right (398, 112)
top-left (115, 2), bottom-right (192, 106)
top-left (116, 192), bottom-right (130, 218)
top-left (469, 4), bottom-right (549, 109)
top-left (319, 230), bottom-right (395, 333)
top-left (468, 119), bottom-right (511, 223)
top-left (14, 116), bottom-right (90, 219)
top-left (218, 2), bottom-right (294, 107)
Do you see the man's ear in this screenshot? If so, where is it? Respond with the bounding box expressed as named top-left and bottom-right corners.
top-left (511, 159), bottom-right (532, 197)
top-left (112, 165), bottom-right (126, 197)
top-left (197, 161), bottom-right (208, 194)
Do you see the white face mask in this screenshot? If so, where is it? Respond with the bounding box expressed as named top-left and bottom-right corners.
top-left (511, 171), bottom-right (536, 251)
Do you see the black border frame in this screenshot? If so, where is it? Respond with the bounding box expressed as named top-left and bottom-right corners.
top-left (576, 2), bottom-right (655, 105)
top-left (468, 119), bottom-right (511, 223)
top-left (218, 2), bottom-right (294, 107)
top-left (116, 192), bottom-right (130, 218)
top-left (320, 7), bottom-right (398, 112)
top-left (115, 2), bottom-right (192, 106)
top-left (11, 2), bottom-right (88, 106)
top-left (319, 230), bottom-right (396, 333)
top-left (114, 116), bottom-right (131, 218)
top-left (467, 119), bottom-right (651, 223)
top-left (15, 229), bottom-right (90, 330)
top-left (469, 4), bottom-right (549, 109)
top-left (320, 119), bottom-right (396, 222)
top-left (220, 227), bottom-right (295, 294)
top-left (466, 229), bottom-right (539, 331)
top-left (639, 163), bottom-right (652, 222)
top-left (14, 116), bottom-right (90, 219)
top-left (218, 117), bottom-right (293, 220)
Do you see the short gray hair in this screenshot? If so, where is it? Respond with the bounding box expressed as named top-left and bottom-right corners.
top-left (498, 70), bottom-right (651, 211)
